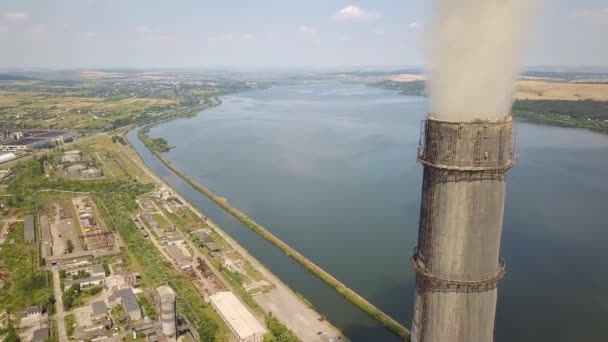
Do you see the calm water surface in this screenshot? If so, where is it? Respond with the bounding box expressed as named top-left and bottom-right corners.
top-left (127, 83), bottom-right (608, 342)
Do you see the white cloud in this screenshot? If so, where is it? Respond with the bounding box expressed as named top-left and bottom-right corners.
top-left (29, 25), bottom-right (49, 40)
top-left (135, 25), bottom-right (151, 34)
top-left (297, 25), bottom-right (316, 39)
top-left (408, 22), bottom-right (419, 30)
top-left (334, 5), bottom-right (380, 21)
top-left (207, 32), bottom-right (259, 45)
top-left (6, 11), bottom-right (26, 20)
top-left (372, 28), bottom-right (385, 35)
top-left (132, 25), bottom-right (175, 42)
top-left (262, 32), bottom-right (280, 41)
top-left (0, 26), bottom-right (8, 33)
top-left (574, 8), bottom-right (608, 23)
top-left (78, 32), bottom-right (98, 39)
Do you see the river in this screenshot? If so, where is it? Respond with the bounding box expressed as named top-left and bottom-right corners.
top-left (127, 83), bottom-right (608, 342)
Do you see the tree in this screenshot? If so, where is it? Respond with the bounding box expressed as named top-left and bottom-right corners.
top-left (4, 323), bottom-right (21, 342)
top-left (66, 239), bottom-right (74, 254)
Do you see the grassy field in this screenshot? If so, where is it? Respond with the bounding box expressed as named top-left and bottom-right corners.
top-left (0, 222), bottom-right (53, 314)
top-left (71, 135), bottom-right (155, 183)
top-left (152, 213), bottom-right (171, 231)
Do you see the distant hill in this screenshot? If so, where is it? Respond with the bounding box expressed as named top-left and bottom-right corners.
top-left (0, 74), bottom-right (37, 81)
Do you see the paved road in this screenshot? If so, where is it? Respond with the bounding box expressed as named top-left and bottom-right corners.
top-left (52, 268), bottom-right (68, 341)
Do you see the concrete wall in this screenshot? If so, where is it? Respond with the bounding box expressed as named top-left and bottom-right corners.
top-left (411, 117), bottom-right (514, 342)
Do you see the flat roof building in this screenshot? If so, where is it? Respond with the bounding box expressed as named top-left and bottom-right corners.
top-left (209, 292), bottom-right (267, 342)
top-left (24, 214), bottom-right (35, 242)
top-left (110, 288), bottom-right (141, 321)
top-left (32, 327), bottom-right (50, 342)
top-left (205, 242), bottom-right (221, 253)
top-left (91, 264), bottom-right (105, 277)
top-left (165, 244), bottom-right (191, 270)
top-left (91, 301), bottom-right (107, 317)
top-left (193, 230), bottom-right (214, 243)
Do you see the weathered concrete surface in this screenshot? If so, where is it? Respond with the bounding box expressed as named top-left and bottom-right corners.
top-left (411, 117), bottom-right (514, 342)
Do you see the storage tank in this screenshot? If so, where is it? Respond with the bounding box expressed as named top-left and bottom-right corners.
top-left (0, 152), bottom-right (16, 164)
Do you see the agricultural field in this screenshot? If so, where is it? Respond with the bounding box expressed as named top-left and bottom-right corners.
top-left (515, 80), bottom-right (608, 101)
top-left (0, 90), bottom-right (175, 129)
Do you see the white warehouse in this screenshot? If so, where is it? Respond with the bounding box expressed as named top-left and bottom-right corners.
top-left (209, 292), bottom-right (267, 342)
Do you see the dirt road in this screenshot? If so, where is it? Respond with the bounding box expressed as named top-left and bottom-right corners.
top-left (52, 268), bottom-right (68, 341)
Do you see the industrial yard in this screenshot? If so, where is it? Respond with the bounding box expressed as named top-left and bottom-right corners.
top-left (0, 124), bottom-right (335, 341)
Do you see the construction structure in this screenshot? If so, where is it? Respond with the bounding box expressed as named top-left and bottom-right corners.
top-left (410, 115), bottom-right (515, 342)
top-left (157, 285), bottom-right (177, 341)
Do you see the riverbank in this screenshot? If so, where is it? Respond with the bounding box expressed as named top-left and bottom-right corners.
top-left (515, 110), bottom-right (608, 133)
top-left (120, 117), bottom-right (346, 341)
top-left (133, 107), bottom-right (410, 340)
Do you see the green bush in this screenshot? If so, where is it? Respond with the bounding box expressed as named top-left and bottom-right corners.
top-left (265, 314), bottom-right (299, 342)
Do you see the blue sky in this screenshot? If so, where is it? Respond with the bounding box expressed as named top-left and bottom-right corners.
top-left (0, 0), bottom-right (606, 68)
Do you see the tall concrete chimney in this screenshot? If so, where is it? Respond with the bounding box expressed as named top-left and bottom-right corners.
top-left (410, 115), bottom-right (515, 342)
top-left (157, 285), bottom-right (177, 341)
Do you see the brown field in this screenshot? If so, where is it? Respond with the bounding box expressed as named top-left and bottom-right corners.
top-left (385, 75), bottom-right (608, 101)
top-left (80, 70), bottom-right (127, 79)
top-left (391, 73), bottom-right (426, 82)
top-left (515, 80), bottom-right (608, 101)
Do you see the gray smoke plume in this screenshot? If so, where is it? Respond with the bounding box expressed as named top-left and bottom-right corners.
top-left (427, 0), bottom-right (534, 122)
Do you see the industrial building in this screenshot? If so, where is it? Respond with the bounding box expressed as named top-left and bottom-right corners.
top-left (410, 116), bottom-right (515, 342)
top-left (20, 305), bottom-right (45, 326)
top-left (165, 244), bottom-right (192, 271)
top-left (209, 292), bottom-right (267, 342)
top-left (24, 214), bottom-right (35, 242)
top-left (64, 274), bottom-right (105, 290)
top-left (157, 285), bottom-right (177, 341)
top-left (0, 130), bottom-right (78, 152)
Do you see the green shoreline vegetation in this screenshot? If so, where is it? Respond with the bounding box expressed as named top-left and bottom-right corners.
top-left (136, 118), bottom-right (411, 340)
top-left (369, 80), bottom-right (608, 133)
